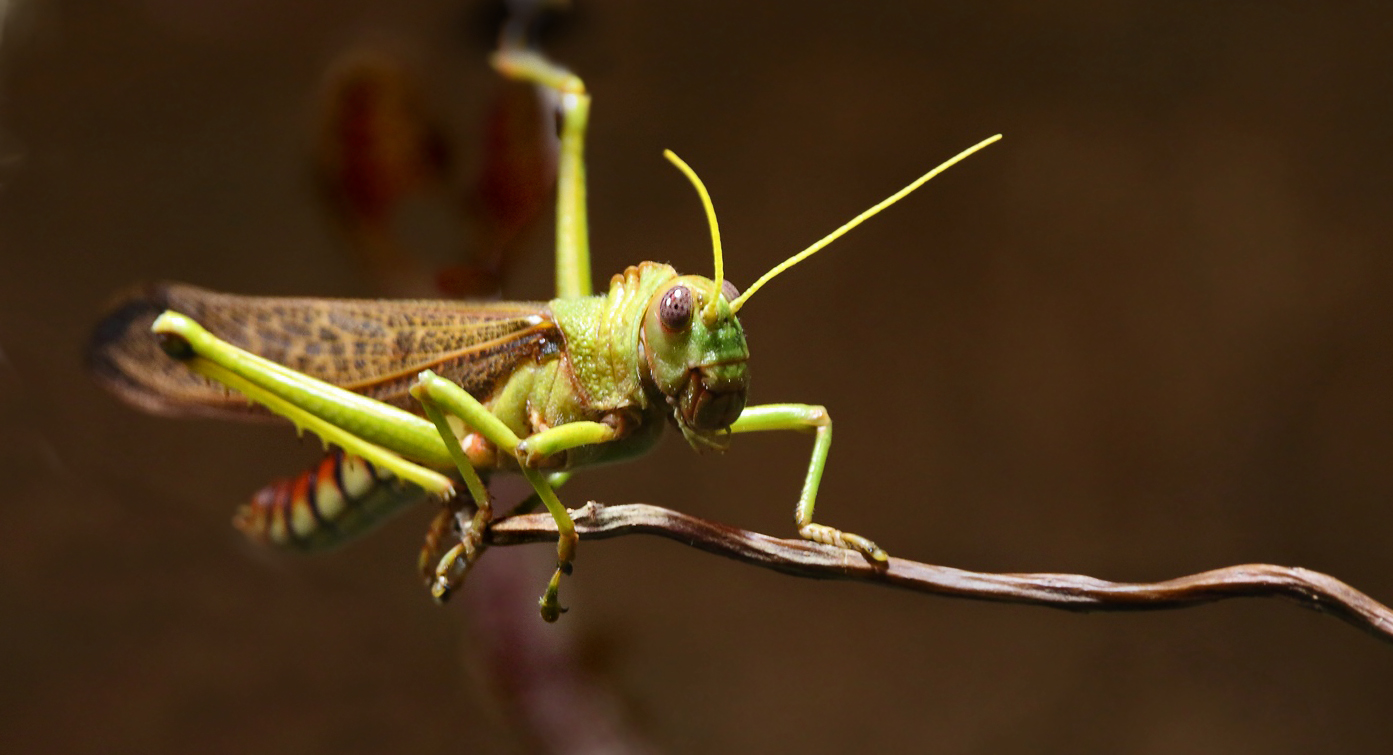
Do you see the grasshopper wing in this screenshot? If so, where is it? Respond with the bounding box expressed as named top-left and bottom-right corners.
top-left (88, 282), bottom-right (563, 421)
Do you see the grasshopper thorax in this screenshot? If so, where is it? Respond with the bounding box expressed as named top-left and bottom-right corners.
top-left (640, 274), bottom-right (749, 450)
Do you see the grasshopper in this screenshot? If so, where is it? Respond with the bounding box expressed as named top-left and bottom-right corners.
top-left (89, 44), bottom-right (999, 621)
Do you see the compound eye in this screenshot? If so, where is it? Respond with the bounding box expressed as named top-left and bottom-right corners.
top-left (659, 285), bottom-right (693, 332)
top-left (720, 279), bottom-right (740, 302)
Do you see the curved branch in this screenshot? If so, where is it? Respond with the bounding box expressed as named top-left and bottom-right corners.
top-left (485, 502), bottom-right (1393, 645)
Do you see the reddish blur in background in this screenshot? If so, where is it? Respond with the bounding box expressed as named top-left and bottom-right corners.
top-left (4, 2), bottom-right (1393, 753)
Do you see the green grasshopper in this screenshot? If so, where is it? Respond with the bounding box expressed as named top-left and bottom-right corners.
top-left (89, 46), bottom-right (999, 621)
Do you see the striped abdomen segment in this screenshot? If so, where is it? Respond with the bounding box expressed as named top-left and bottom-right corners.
top-left (234, 449), bottom-right (426, 551)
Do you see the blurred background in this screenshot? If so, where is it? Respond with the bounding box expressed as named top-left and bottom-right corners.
top-left (3, 1), bottom-right (1393, 752)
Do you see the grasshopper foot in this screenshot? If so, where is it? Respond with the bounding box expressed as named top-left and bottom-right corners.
top-left (430, 575), bottom-right (457, 604)
top-left (800, 523), bottom-right (889, 563)
top-left (429, 541), bottom-right (470, 604)
top-left (423, 503), bottom-right (492, 604)
top-left (538, 568), bottom-right (569, 622)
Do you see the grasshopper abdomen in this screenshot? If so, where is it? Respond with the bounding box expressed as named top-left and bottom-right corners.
top-left (234, 449), bottom-right (420, 551)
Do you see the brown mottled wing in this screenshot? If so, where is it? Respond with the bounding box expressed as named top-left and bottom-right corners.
top-left (88, 282), bottom-right (562, 421)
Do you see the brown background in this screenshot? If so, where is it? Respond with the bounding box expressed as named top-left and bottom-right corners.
top-left (4, 2), bottom-right (1393, 753)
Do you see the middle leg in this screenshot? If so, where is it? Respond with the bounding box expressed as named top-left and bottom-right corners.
top-left (410, 370), bottom-right (616, 621)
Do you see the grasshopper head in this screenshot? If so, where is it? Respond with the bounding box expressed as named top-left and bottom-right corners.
top-left (641, 275), bottom-right (749, 450)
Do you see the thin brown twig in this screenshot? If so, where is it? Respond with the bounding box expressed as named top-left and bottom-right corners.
top-left (484, 501), bottom-right (1393, 645)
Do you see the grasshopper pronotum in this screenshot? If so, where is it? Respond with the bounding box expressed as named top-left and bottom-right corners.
top-left (89, 43), bottom-right (999, 621)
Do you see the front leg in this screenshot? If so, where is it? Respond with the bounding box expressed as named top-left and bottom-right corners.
top-left (730, 404), bottom-right (889, 563)
top-left (411, 370), bottom-right (616, 621)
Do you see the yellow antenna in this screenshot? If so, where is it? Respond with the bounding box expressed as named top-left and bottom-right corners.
top-left (663, 149), bottom-right (725, 325)
top-left (729, 134), bottom-right (1002, 313)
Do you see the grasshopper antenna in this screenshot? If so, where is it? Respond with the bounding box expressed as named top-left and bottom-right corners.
top-left (729, 134), bottom-right (1002, 313)
top-left (663, 149), bottom-right (727, 326)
